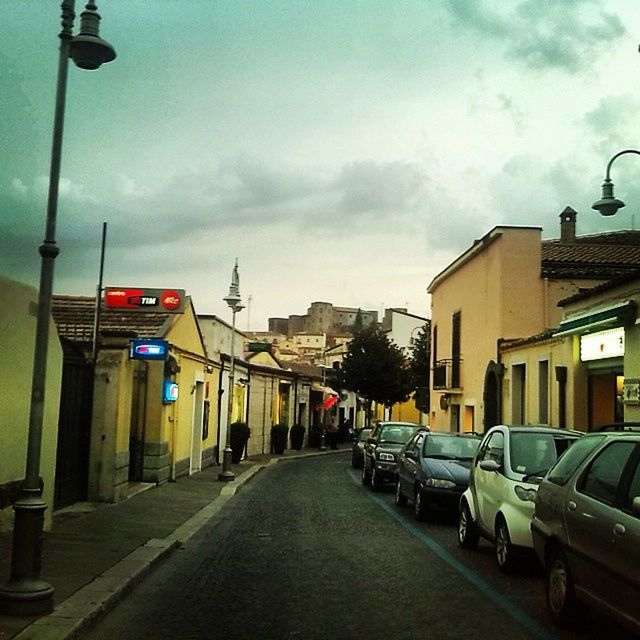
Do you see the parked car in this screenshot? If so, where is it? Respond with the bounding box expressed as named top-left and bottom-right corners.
top-left (531, 425), bottom-right (640, 632)
top-left (458, 425), bottom-right (582, 572)
top-left (362, 421), bottom-right (424, 491)
top-left (351, 428), bottom-right (372, 469)
top-left (395, 430), bottom-right (481, 520)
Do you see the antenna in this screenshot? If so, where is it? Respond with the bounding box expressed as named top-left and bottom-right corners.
top-left (247, 294), bottom-right (252, 330)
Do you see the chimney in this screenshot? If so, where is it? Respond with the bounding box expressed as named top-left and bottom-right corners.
top-left (560, 206), bottom-right (577, 244)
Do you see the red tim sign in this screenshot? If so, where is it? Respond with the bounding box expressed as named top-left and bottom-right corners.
top-left (105, 287), bottom-right (186, 313)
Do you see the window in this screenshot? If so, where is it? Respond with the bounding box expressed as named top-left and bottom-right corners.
top-left (512, 364), bottom-right (526, 425)
top-left (580, 442), bottom-right (636, 506)
top-left (479, 431), bottom-right (504, 466)
top-left (547, 436), bottom-right (605, 486)
top-left (625, 458), bottom-right (640, 512)
top-left (451, 312), bottom-right (461, 388)
top-left (538, 360), bottom-right (549, 424)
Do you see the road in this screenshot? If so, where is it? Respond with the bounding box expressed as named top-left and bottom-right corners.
top-left (83, 453), bottom-right (634, 640)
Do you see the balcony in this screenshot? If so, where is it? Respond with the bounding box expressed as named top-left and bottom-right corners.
top-left (433, 358), bottom-right (462, 390)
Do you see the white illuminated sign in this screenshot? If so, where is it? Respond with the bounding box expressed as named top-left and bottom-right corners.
top-left (580, 328), bottom-right (625, 362)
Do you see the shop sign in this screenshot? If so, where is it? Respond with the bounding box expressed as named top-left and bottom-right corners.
top-left (163, 380), bottom-right (179, 403)
top-left (129, 338), bottom-right (169, 361)
top-left (105, 287), bottom-right (185, 313)
top-left (623, 379), bottom-right (640, 406)
top-left (580, 327), bottom-right (624, 362)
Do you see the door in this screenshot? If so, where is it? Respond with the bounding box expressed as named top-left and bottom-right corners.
top-left (190, 380), bottom-right (204, 474)
top-left (129, 362), bottom-right (148, 482)
top-left (474, 431), bottom-right (505, 536)
top-left (54, 340), bottom-right (93, 508)
top-left (566, 441), bottom-right (636, 605)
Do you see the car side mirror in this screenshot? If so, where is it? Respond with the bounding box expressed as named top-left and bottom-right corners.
top-left (479, 459), bottom-right (500, 472)
top-left (632, 496), bottom-right (640, 518)
top-left (367, 438), bottom-right (376, 445)
top-left (405, 451), bottom-right (418, 461)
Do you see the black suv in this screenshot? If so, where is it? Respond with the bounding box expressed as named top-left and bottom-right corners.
top-left (361, 421), bottom-right (424, 491)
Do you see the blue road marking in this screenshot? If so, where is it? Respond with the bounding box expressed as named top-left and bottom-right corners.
top-left (349, 470), bottom-right (558, 640)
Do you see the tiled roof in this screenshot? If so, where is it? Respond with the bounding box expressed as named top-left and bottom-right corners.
top-left (558, 269), bottom-right (640, 306)
top-left (541, 234), bottom-right (640, 279)
top-left (52, 295), bottom-right (174, 344)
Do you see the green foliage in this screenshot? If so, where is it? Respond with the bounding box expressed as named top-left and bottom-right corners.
top-left (229, 421), bottom-right (250, 463)
top-left (230, 421), bottom-right (250, 440)
top-left (338, 324), bottom-right (412, 407)
top-left (408, 323), bottom-right (430, 412)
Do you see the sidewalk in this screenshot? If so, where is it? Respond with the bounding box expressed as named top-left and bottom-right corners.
top-left (0, 448), bottom-right (344, 640)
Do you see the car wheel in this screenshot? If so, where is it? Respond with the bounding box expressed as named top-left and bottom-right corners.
top-left (458, 501), bottom-right (479, 549)
top-left (351, 453), bottom-right (359, 469)
top-left (361, 463), bottom-right (372, 486)
top-left (395, 478), bottom-right (407, 507)
top-left (546, 547), bottom-right (579, 625)
top-left (495, 517), bottom-right (517, 573)
top-left (371, 466), bottom-right (383, 491)
top-left (414, 486), bottom-right (427, 521)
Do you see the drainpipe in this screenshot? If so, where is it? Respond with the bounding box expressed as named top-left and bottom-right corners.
top-left (216, 359), bottom-right (225, 465)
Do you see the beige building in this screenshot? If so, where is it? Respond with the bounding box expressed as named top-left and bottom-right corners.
top-left (428, 211), bottom-right (640, 433)
top-left (0, 277), bottom-right (62, 531)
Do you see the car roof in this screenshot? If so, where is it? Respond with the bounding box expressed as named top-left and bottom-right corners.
top-left (490, 425), bottom-right (582, 436)
top-left (378, 421), bottom-right (422, 427)
top-left (426, 431), bottom-right (481, 438)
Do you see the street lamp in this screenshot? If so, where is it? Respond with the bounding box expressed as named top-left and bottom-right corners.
top-left (219, 259), bottom-right (244, 482)
top-left (592, 149), bottom-right (640, 216)
top-left (0, 1), bottom-right (115, 616)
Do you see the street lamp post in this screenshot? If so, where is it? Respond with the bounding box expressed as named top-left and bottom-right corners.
top-left (219, 260), bottom-right (244, 482)
top-left (592, 149), bottom-right (640, 216)
top-left (0, 1), bottom-right (115, 615)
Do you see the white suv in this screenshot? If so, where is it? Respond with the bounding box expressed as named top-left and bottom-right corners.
top-left (458, 425), bottom-right (581, 572)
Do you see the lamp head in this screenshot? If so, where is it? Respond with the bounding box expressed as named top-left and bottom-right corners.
top-left (592, 179), bottom-right (625, 217)
top-left (69, 3), bottom-right (116, 70)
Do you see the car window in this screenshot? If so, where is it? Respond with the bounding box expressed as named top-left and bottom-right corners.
top-left (378, 425), bottom-right (419, 444)
top-left (423, 434), bottom-right (480, 460)
top-left (412, 433), bottom-right (425, 453)
top-left (625, 458), bottom-right (640, 513)
top-left (357, 429), bottom-right (372, 442)
top-left (579, 442), bottom-right (636, 506)
top-left (509, 432), bottom-right (578, 476)
top-left (479, 432), bottom-right (504, 465)
top-left (547, 435), bottom-right (606, 486)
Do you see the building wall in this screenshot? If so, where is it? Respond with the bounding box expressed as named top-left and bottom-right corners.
top-left (246, 372), bottom-right (278, 455)
top-left (0, 277), bottom-right (63, 532)
top-left (429, 227), bottom-right (544, 431)
top-left (500, 336), bottom-right (585, 430)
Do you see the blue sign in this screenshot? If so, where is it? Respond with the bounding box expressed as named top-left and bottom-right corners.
top-left (130, 338), bottom-right (169, 361)
top-left (163, 380), bottom-right (179, 403)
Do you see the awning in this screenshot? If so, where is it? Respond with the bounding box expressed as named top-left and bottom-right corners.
top-left (311, 382), bottom-right (338, 396)
top-left (554, 301), bottom-right (636, 337)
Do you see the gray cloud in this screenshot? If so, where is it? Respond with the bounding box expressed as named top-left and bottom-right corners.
top-left (582, 94), bottom-right (640, 156)
top-left (446, 0), bottom-right (625, 74)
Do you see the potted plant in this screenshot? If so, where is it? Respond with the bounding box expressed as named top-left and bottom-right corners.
top-left (308, 424), bottom-right (322, 448)
top-left (229, 421), bottom-right (250, 463)
top-left (271, 423), bottom-right (289, 454)
top-left (290, 423), bottom-right (306, 450)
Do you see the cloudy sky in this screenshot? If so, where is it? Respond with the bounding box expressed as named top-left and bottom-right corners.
top-left (2, 1), bottom-right (640, 330)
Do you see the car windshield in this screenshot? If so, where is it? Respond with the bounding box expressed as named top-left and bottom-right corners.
top-left (422, 434), bottom-right (480, 460)
top-left (378, 425), bottom-right (419, 444)
top-left (509, 432), bottom-right (579, 477)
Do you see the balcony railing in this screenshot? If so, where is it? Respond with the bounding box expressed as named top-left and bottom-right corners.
top-left (433, 358), bottom-right (462, 390)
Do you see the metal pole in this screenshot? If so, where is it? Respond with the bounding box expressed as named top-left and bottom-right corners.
top-left (219, 309), bottom-right (237, 481)
top-left (319, 350), bottom-right (327, 451)
top-left (92, 221), bottom-right (107, 365)
top-left (0, 0), bottom-right (77, 615)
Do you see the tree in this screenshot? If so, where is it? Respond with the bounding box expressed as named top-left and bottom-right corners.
top-left (338, 325), bottom-right (412, 422)
top-left (408, 323), bottom-right (430, 413)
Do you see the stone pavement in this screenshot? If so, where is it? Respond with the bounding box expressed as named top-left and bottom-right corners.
top-left (0, 448), bottom-right (343, 640)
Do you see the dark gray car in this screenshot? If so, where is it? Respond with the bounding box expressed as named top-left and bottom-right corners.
top-left (531, 426), bottom-right (640, 633)
top-left (362, 421), bottom-right (424, 491)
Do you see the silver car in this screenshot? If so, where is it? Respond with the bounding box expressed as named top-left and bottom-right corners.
top-left (531, 426), bottom-right (640, 633)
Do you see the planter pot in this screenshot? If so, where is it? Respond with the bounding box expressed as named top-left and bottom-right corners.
top-left (290, 425), bottom-right (305, 451)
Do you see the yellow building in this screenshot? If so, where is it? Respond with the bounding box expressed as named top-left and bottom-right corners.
top-left (52, 294), bottom-right (219, 504)
top-left (0, 277), bottom-right (62, 531)
top-left (428, 212), bottom-right (640, 433)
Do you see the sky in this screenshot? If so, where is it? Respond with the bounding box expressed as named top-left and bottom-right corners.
top-left (2, 0), bottom-right (640, 331)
